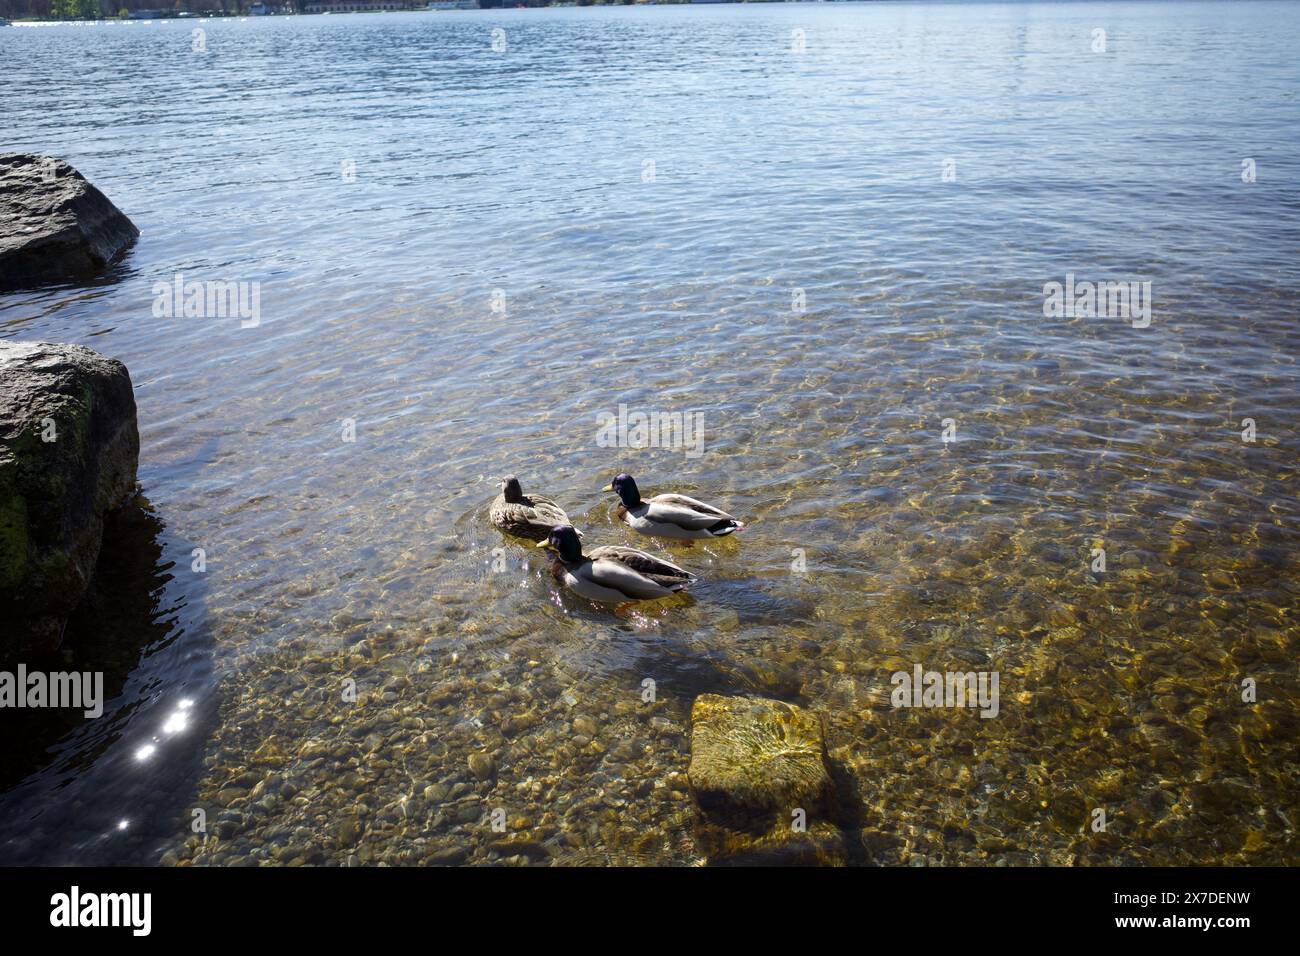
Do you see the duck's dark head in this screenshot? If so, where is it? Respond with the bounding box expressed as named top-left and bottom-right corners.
top-left (604, 473), bottom-right (641, 508)
top-left (501, 475), bottom-right (524, 503)
top-left (537, 524), bottom-right (583, 562)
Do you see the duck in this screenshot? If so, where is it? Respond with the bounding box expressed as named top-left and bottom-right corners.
top-left (603, 473), bottom-right (744, 540)
top-left (489, 475), bottom-right (577, 542)
top-left (536, 525), bottom-right (696, 603)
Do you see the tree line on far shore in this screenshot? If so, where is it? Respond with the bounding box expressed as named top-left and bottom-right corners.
top-left (5, 0), bottom-right (244, 17)
top-left (1, 0), bottom-right (684, 18)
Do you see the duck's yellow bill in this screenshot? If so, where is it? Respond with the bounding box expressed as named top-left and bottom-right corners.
top-left (535, 540), bottom-right (552, 549)
top-left (601, 483), bottom-right (614, 492)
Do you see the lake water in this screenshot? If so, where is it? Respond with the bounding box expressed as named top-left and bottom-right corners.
top-left (1, 1), bottom-right (1297, 866)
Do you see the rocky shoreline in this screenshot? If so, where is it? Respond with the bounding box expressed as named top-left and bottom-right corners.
top-left (1, 157), bottom-right (142, 662)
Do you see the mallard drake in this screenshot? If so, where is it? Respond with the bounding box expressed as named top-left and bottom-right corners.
top-left (603, 473), bottom-right (744, 540)
top-left (489, 475), bottom-right (576, 542)
top-left (537, 525), bottom-right (696, 603)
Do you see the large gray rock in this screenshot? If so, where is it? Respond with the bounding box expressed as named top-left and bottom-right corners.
top-left (0, 154), bottom-right (139, 292)
top-left (0, 342), bottom-right (140, 659)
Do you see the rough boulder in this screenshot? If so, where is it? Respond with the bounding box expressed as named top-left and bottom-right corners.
top-left (0, 154), bottom-right (139, 292)
top-left (0, 342), bottom-right (140, 659)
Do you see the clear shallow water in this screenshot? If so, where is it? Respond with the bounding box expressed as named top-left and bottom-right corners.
top-left (0, 2), bottom-right (1297, 865)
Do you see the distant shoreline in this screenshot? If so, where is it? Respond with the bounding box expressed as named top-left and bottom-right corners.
top-left (3, 1), bottom-right (829, 26)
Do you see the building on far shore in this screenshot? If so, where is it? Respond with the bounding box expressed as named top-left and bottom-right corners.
top-left (304, 0), bottom-right (423, 11)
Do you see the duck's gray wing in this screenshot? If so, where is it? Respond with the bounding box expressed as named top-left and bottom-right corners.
top-left (643, 494), bottom-right (734, 529)
top-left (584, 554), bottom-right (676, 599)
top-left (588, 546), bottom-right (694, 583)
top-left (650, 493), bottom-right (734, 519)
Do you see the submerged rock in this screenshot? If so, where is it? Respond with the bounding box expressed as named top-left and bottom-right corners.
top-left (0, 342), bottom-right (140, 659)
top-left (467, 752), bottom-right (496, 782)
top-left (687, 694), bottom-right (843, 864)
top-left (689, 694), bottom-right (831, 822)
top-left (0, 154), bottom-right (139, 292)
